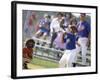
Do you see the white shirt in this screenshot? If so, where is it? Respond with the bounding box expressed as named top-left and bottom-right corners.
top-left (50, 18), bottom-right (62, 33)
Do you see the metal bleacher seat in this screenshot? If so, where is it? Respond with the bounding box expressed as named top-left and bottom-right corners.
top-left (32, 37), bottom-right (91, 67)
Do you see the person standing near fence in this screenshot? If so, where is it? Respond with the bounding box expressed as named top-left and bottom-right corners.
top-left (24, 11), bottom-right (37, 38)
top-left (77, 13), bottom-right (90, 65)
top-left (35, 14), bottom-right (51, 40)
top-left (50, 12), bottom-right (64, 48)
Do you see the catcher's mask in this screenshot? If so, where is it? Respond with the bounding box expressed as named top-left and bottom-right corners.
top-left (25, 39), bottom-right (35, 48)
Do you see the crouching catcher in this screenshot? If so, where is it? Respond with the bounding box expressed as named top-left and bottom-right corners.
top-left (23, 39), bottom-right (35, 69)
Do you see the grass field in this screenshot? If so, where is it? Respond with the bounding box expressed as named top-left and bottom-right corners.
top-left (27, 63), bottom-right (45, 69)
top-left (27, 57), bottom-right (59, 69)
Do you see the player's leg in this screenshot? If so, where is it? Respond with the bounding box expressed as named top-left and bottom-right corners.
top-left (66, 51), bottom-right (73, 67)
top-left (81, 44), bottom-right (88, 65)
top-left (76, 44), bottom-right (81, 54)
top-left (42, 32), bottom-right (47, 40)
top-left (23, 62), bottom-right (28, 69)
top-left (61, 50), bottom-right (72, 67)
top-left (23, 58), bottom-right (30, 69)
top-left (50, 32), bottom-right (57, 48)
top-left (71, 49), bottom-right (77, 67)
top-left (35, 30), bottom-right (42, 38)
top-left (59, 52), bottom-right (67, 68)
top-left (66, 49), bottom-right (77, 67)
top-left (78, 38), bottom-right (88, 65)
top-left (41, 32), bottom-right (48, 46)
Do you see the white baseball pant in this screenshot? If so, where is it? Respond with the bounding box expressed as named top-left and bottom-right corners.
top-left (59, 49), bottom-right (77, 67)
top-left (77, 37), bottom-right (88, 65)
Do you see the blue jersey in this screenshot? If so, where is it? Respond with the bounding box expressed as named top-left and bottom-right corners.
top-left (39, 18), bottom-right (51, 33)
top-left (64, 33), bottom-right (76, 50)
top-left (77, 21), bottom-right (90, 38)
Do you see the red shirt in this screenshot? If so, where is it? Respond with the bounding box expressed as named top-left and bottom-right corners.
top-left (23, 48), bottom-right (33, 59)
top-left (28, 17), bottom-right (33, 26)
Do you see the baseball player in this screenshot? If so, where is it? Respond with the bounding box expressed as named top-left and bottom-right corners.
top-left (77, 13), bottom-right (90, 65)
top-left (59, 25), bottom-right (78, 67)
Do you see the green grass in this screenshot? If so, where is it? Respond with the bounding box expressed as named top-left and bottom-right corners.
top-left (31, 57), bottom-right (59, 68)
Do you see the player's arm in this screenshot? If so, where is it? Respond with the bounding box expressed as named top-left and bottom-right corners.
top-left (62, 32), bottom-right (67, 43)
top-left (75, 35), bottom-right (80, 47)
top-left (86, 22), bottom-right (91, 47)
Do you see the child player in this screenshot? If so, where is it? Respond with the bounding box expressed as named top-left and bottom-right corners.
top-left (59, 25), bottom-right (77, 67)
top-left (23, 39), bottom-right (35, 69)
top-left (35, 14), bottom-right (51, 40)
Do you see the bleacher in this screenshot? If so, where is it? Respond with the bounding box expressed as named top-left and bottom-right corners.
top-left (35, 45), bottom-right (90, 66)
top-left (31, 37), bottom-right (91, 67)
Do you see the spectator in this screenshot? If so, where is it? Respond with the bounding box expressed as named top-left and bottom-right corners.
top-left (76, 13), bottom-right (90, 65)
top-left (50, 12), bottom-right (64, 48)
top-left (35, 14), bottom-right (51, 40)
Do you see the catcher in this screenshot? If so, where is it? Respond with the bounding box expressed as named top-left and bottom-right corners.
top-left (23, 39), bottom-right (35, 69)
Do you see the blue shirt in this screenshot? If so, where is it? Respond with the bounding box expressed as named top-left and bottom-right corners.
top-left (77, 21), bottom-right (90, 38)
top-left (39, 18), bottom-right (51, 28)
top-left (64, 33), bottom-right (76, 50)
top-left (39, 18), bottom-right (51, 33)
